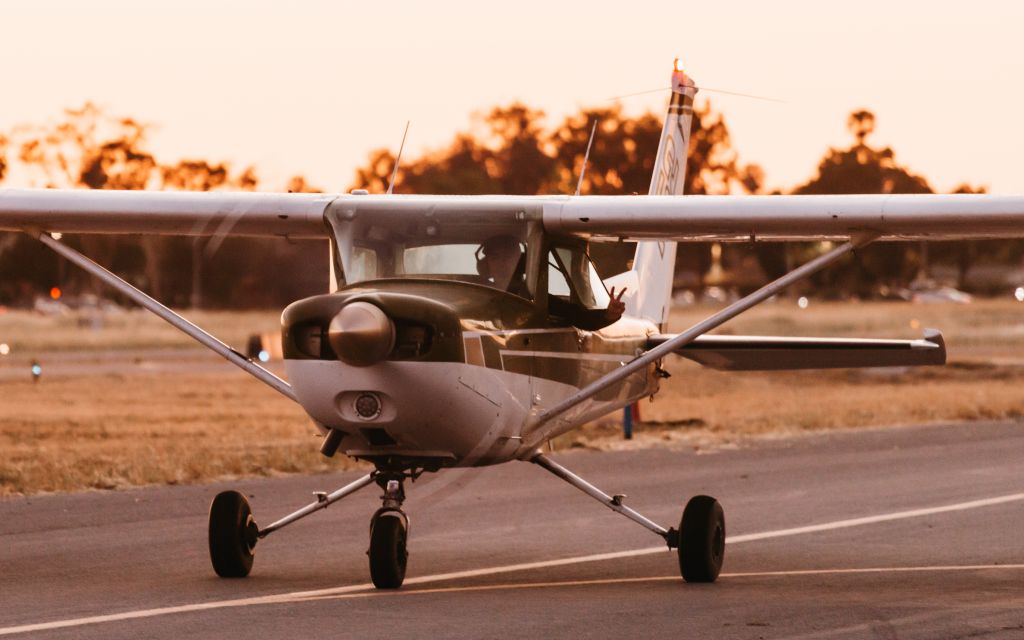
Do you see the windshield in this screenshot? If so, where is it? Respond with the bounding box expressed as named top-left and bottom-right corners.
top-left (327, 207), bottom-right (534, 299)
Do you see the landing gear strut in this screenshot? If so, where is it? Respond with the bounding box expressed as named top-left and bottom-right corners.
top-left (531, 453), bottom-right (725, 583)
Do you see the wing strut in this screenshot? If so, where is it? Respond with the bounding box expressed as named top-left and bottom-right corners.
top-left (35, 232), bottom-right (298, 402)
top-left (521, 233), bottom-right (878, 450)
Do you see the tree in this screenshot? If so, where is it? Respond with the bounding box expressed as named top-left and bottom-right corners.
top-left (10, 104), bottom-right (159, 296)
top-left (0, 133), bottom-right (8, 183)
top-left (349, 99), bottom-right (759, 289)
top-left (1, 104), bottom-right (329, 308)
top-left (793, 109), bottom-right (933, 295)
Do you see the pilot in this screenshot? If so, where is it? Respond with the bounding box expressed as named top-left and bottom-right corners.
top-left (477, 235), bottom-right (626, 330)
top-left (476, 235), bottom-right (527, 294)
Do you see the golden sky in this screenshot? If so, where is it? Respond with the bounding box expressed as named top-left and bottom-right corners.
top-left (3, 1), bottom-right (1023, 194)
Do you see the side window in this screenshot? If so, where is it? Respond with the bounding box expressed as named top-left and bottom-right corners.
top-left (547, 245), bottom-right (610, 309)
top-left (547, 251), bottom-right (571, 298)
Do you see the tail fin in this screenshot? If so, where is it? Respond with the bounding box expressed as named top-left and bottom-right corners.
top-left (628, 61), bottom-right (698, 330)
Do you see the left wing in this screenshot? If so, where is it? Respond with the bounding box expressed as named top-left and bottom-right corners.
top-left (648, 330), bottom-right (945, 371)
top-left (543, 193), bottom-right (1024, 241)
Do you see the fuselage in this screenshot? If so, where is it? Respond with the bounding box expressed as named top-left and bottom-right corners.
top-left (282, 279), bottom-right (660, 469)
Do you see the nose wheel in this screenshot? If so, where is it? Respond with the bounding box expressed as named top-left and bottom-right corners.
top-left (368, 478), bottom-right (410, 589)
top-left (369, 509), bottom-right (409, 588)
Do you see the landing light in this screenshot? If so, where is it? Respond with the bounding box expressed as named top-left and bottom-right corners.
top-left (258, 350), bottom-right (270, 363)
top-left (1015, 287), bottom-right (1024, 302)
top-left (0, 343), bottom-right (9, 355)
top-left (354, 392), bottom-right (382, 420)
top-left (797, 296), bottom-right (809, 309)
top-left (674, 58), bottom-right (684, 73)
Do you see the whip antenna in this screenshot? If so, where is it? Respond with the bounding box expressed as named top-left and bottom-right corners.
top-left (386, 121), bottom-right (410, 195)
top-left (609, 86), bottom-right (785, 104)
top-left (574, 120), bottom-right (598, 196)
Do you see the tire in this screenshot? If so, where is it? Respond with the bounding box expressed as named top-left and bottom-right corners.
top-left (678, 495), bottom-right (725, 583)
top-left (369, 510), bottom-right (408, 589)
top-left (209, 490), bottom-right (258, 578)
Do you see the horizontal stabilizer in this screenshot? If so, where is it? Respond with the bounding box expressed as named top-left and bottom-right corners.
top-left (649, 329), bottom-right (946, 371)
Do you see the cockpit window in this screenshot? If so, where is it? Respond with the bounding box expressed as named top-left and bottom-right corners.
top-left (402, 244), bottom-right (479, 276)
top-left (548, 244), bottom-right (610, 309)
top-left (327, 207), bottom-right (533, 300)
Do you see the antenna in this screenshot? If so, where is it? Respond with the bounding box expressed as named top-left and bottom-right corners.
top-left (385, 121), bottom-right (410, 195)
top-left (608, 85), bottom-right (785, 104)
top-left (574, 120), bottom-right (598, 196)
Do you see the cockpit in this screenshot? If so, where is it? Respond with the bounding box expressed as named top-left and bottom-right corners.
top-left (324, 201), bottom-right (612, 323)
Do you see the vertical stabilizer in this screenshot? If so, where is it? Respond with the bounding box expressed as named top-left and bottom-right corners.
top-left (629, 60), bottom-right (697, 330)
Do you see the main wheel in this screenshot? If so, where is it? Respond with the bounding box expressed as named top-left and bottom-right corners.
top-left (209, 490), bottom-right (258, 578)
top-left (678, 495), bottom-right (725, 583)
top-left (368, 510), bottom-right (408, 589)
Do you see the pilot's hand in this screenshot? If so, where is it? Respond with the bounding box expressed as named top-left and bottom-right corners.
top-left (606, 287), bottom-right (627, 322)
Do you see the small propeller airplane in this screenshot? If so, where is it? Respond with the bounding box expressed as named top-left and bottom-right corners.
top-left (2, 60), bottom-right (1023, 589)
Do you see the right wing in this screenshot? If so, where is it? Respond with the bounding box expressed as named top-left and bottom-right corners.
top-left (649, 329), bottom-right (946, 371)
top-left (0, 188), bottom-right (335, 238)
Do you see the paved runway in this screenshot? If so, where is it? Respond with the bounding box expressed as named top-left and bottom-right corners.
top-left (2, 420), bottom-right (1023, 639)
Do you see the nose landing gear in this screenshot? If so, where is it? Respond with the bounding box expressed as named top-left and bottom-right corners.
top-left (368, 477), bottom-right (410, 589)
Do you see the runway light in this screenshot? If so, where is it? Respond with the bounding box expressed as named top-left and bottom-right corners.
top-left (0, 343), bottom-right (9, 355)
top-left (797, 296), bottom-right (809, 309)
top-left (258, 350), bottom-right (270, 363)
top-left (31, 361), bottom-right (42, 383)
top-left (1015, 287), bottom-right (1024, 302)
top-left (50, 232), bottom-right (62, 240)
top-left (49, 287), bottom-right (62, 300)
top-left (910, 318), bottom-right (921, 330)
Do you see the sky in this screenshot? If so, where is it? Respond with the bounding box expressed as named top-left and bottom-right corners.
top-left (2, 1), bottom-right (1024, 194)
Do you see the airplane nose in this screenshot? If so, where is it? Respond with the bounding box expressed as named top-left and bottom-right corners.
top-left (327, 301), bottom-right (395, 366)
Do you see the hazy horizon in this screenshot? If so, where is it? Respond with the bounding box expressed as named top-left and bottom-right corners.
top-left (3, 1), bottom-right (1023, 194)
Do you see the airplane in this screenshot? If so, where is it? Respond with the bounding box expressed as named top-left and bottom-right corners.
top-left (2, 60), bottom-right (1024, 589)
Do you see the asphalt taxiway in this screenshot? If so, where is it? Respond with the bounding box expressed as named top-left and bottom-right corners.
top-left (2, 420), bottom-right (1023, 639)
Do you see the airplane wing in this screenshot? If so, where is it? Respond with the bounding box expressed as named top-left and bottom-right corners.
top-left (0, 188), bottom-right (335, 238)
top-left (649, 329), bottom-right (945, 371)
top-left (3, 190), bottom-right (1024, 241)
top-left (542, 193), bottom-right (1024, 241)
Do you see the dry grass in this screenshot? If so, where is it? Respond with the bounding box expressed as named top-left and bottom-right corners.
top-left (0, 371), bottom-right (363, 496)
top-left (559, 361), bottom-right (1024, 452)
top-left (558, 299), bottom-right (1024, 450)
top-left (0, 308), bottom-right (280, 353)
top-left (1, 300), bottom-right (1023, 495)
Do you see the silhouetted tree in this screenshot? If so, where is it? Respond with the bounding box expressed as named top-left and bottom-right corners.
top-left (794, 109), bottom-right (933, 295)
top-left (350, 100), bottom-right (759, 288)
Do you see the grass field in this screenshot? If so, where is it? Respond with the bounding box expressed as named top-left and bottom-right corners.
top-left (1, 300), bottom-right (1022, 495)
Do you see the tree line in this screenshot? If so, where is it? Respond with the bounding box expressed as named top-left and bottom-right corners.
top-left (0, 100), bottom-right (1018, 309)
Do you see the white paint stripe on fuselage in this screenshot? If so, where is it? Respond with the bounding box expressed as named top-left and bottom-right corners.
top-left (462, 328), bottom-right (578, 338)
top-left (498, 350), bottom-right (630, 362)
top-left (2, 491), bottom-right (1022, 636)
